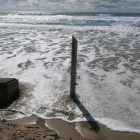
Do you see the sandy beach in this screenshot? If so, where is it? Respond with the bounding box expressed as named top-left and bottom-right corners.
top-left (8, 115), bottom-right (140, 140)
top-left (0, 11), bottom-right (140, 140)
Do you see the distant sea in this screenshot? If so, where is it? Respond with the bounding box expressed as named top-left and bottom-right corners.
top-left (0, 12), bottom-right (140, 133)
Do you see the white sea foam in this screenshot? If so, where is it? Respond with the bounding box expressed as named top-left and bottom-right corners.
top-left (0, 12), bottom-right (140, 134)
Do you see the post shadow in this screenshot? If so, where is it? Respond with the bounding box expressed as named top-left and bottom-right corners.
top-left (73, 97), bottom-right (100, 133)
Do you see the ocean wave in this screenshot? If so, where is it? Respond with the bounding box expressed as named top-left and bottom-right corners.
top-left (0, 12), bottom-right (140, 28)
top-left (0, 12), bottom-right (140, 134)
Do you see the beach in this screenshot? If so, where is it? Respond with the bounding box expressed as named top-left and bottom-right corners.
top-left (0, 11), bottom-right (140, 138)
top-left (0, 115), bottom-right (137, 139)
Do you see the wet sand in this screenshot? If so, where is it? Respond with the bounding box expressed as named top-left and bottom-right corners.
top-left (9, 115), bottom-right (140, 140)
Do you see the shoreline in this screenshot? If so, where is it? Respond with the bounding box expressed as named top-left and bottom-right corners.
top-left (8, 115), bottom-right (140, 140)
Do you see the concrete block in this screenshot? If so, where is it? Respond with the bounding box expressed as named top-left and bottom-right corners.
top-left (0, 78), bottom-right (19, 104)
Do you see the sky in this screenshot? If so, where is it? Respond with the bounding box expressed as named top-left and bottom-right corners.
top-left (0, 0), bottom-right (140, 13)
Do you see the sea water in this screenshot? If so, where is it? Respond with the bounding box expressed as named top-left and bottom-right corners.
top-left (0, 12), bottom-right (140, 133)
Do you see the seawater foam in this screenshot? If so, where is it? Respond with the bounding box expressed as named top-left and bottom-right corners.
top-left (0, 12), bottom-right (140, 134)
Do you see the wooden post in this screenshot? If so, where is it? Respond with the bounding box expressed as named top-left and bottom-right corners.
top-left (70, 36), bottom-right (78, 98)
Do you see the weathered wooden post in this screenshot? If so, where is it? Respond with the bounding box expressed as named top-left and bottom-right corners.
top-left (70, 36), bottom-right (78, 98)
